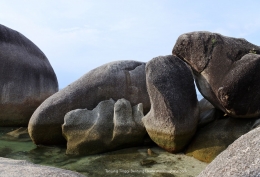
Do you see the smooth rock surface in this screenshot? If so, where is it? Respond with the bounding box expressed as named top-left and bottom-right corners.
top-left (0, 157), bottom-right (85, 177)
top-left (62, 98), bottom-right (146, 155)
top-left (186, 115), bottom-right (258, 163)
top-left (198, 127), bottom-right (260, 177)
top-left (173, 31), bottom-right (260, 118)
top-left (0, 24), bottom-right (58, 126)
top-left (29, 60), bottom-right (150, 145)
top-left (143, 55), bottom-right (199, 152)
top-left (198, 98), bottom-right (219, 128)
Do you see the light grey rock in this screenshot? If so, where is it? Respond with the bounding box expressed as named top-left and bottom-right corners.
top-left (62, 98), bottom-right (146, 155)
top-left (142, 55), bottom-right (199, 152)
top-left (29, 60), bottom-right (150, 145)
top-left (198, 98), bottom-right (218, 128)
top-left (0, 157), bottom-right (85, 177)
top-left (251, 118), bottom-right (260, 129)
top-left (198, 127), bottom-right (260, 177)
top-left (0, 24), bottom-right (58, 126)
top-left (173, 31), bottom-right (260, 118)
top-left (199, 98), bottom-right (214, 113)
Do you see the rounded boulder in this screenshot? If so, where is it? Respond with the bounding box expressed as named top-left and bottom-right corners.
top-left (0, 24), bottom-right (58, 126)
top-left (29, 60), bottom-right (150, 145)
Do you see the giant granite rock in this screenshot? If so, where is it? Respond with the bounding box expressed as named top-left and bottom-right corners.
top-left (0, 157), bottom-right (85, 177)
top-left (29, 60), bottom-right (150, 145)
top-left (0, 24), bottom-right (58, 126)
top-left (62, 98), bottom-right (146, 155)
top-left (186, 115), bottom-right (258, 163)
top-left (198, 126), bottom-right (260, 177)
top-left (173, 31), bottom-right (260, 118)
top-left (142, 55), bottom-right (199, 152)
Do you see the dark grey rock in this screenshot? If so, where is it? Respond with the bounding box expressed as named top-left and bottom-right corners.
top-left (198, 127), bottom-right (260, 177)
top-left (173, 31), bottom-right (260, 118)
top-left (0, 157), bottom-right (85, 177)
top-left (29, 60), bottom-right (150, 145)
top-left (62, 98), bottom-right (146, 155)
top-left (142, 55), bottom-right (199, 152)
top-left (0, 24), bottom-right (58, 126)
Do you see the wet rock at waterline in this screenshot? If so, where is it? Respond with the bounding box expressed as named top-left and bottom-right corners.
top-left (6, 127), bottom-right (28, 138)
top-left (173, 31), bottom-right (260, 118)
top-left (198, 126), bottom-right (260, 177)
top-left (62, 98), bottom-right (146, 155)
top-left (0, 24), bottom-right (58, 126)
top-left (1, 127), bottom-right (30, 142)
top-left (142, 55), bottom-right (199, 152)
top-left (29, 60), bottom-right (150, 145)
top-left (0, 157), bottom-right (85, 177)
top-left (186, 115), bottom-right (258, 163)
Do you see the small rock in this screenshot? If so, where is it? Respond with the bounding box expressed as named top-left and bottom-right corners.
top-left (7, 127), bottom-right (29, 139)
top-left (147, 148), bottom-right (158, 157)
top-left (140, 159), bottom-right (156, 166)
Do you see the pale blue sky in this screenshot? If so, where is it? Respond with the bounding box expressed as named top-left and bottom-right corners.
top-left (1, 1), bottom-right (260, 99)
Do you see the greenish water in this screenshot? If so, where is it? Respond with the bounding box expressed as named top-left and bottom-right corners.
top-left (0, 127), bottom-right (207, 177)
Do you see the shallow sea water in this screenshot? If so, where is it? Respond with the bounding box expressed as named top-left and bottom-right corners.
top-left (0, 127), bottom-right (207, 177)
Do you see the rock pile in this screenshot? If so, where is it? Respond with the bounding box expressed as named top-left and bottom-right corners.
top-left (2, 25), bottom-right (257, 175)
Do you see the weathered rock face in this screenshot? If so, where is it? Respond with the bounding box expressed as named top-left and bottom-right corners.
top-left (29, 60), bottom-right (150, 145)
top-left (0, 157), bottom-right (85, 177)
top-left (0, 24), bottom-right (58, 126)
top-left (62, 98), bottom-right (146, 155)
top-left (142, 55), bottom-right (199, 152)
top-left (198, 126), bottom-right (260, 177)
top-left (186, 115), bottom-right (258, 163)
top-left (173, 31), bottom-right (260, 118)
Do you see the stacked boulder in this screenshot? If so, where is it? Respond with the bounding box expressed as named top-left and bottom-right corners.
top-left (172, 31), bottom-right (260, 174)
top-left (172, 31), bottom-right (260, 118)
top-left (142, 55), bottom-right (199, 152)
top-left (0, 24), bottom-right (58, 126)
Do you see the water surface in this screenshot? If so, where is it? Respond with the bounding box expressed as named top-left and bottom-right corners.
top-left (0, 127), bottom-right (207, 177)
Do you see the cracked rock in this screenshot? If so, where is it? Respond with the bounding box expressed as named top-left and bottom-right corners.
top-left (173, 31), bottom-right (260, 118)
